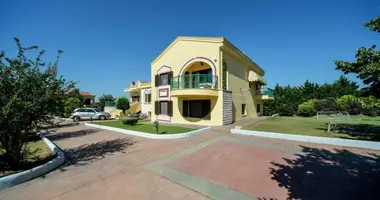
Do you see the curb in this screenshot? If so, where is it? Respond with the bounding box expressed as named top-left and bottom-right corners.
top-left (231, 129), bottom-right (380, 150)
top-left (0, 133), bottom-right (65, 190)
top-left (85, 123), bottom-right (211, 139)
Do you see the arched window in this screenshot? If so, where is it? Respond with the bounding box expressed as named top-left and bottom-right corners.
top-left (222, 60), bottom-right (227, 90)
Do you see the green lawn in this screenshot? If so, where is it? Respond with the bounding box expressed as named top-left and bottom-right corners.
top-left (92, 120), bottom-right (195, 134)
top-left (246, 116), bottom-right (380, 141)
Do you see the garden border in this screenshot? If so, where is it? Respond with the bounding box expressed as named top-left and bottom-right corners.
top-left (85, 123), bottom-right (211, 139)
top-left (231, 129), bottom-right (380, 150)
top-left (0, 133), bottom-right (65, 190)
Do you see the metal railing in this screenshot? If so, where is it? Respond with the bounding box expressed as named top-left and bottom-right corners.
top-left (256, 88), bottom-right (274, 97)
top-left (171, 74), bottom-right (218, 90)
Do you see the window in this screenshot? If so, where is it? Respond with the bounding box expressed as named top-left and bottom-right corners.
top-left (242, 104), bottom-right (246, 116)
top-left (145, 93), bottom-right (151, 103)
top-left (154, 101), bottom-right (172, 116)
top-left (257, 104), bottom-right (261, 113)
top-left (160, 101), bottom-right (168, 115)
top-left (182, 100), bottom-right (211, 120)
top-left (160, 73), bottom-right (169, 85)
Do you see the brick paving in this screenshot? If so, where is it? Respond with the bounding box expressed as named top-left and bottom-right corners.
top-left (0, 123), bottom-right (379, 200)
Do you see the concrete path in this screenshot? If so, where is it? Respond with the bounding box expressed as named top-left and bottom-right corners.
top-left (1, 122), bottom-right (379, 200)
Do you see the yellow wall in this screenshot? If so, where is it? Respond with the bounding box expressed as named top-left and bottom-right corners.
top-left (151, 39), bottom-right (224, 125)
top-left (223, 51), bottom-right (263, 120)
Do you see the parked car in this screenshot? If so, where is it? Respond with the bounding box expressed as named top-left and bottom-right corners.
top-left (70, 108), bottom-right (111, 121)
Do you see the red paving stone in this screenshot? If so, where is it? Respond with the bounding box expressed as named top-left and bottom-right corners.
top-left (1, 124), bottom-right (380, 200)
top-left (168, 141), bottom-right (298, 199)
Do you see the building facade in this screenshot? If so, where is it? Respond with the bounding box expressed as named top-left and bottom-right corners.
top-left (124, 81), bottom-right (152, 117)
top-left (150, 37), bottom-right (273, 126)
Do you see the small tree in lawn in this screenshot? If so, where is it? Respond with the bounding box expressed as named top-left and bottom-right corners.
top-left (116, 97), bottom-right (130, 116)
top-left (0, 38), bottom-right (75, 168)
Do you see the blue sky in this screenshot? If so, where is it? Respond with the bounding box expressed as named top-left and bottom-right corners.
top-left (1, 0), bottom-right (379, 99)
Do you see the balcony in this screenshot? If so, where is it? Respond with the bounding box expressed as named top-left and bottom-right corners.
top-left (170, 74), bottom-right (219, 97)
top-left (256, 88), bottom-right (274, 100)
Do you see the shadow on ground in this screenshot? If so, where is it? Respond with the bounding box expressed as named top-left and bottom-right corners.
top-left (335, 123), bottom-right (380, 141)
top-left (62, 137), bottom-right (136, 168)
top-left (267, 146), bottom-right (380, 200)
top-left (45, 128), bottom-right (100, 141)
top-left (314, 123), bottom-right (380, 141)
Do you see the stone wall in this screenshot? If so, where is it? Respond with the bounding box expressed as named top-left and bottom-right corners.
top-left (222, 90), bottom-right (233, 125)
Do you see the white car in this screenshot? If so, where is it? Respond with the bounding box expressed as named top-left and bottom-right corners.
top-left (71, 108), bottom-right (111, 121)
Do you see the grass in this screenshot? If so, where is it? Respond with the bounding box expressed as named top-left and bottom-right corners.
top-left (92, 120), bottom-right (195, 134)
top-left (0, 139), bottom-right (53, 177)
top-left (246, 116), bottom-right (380, 141)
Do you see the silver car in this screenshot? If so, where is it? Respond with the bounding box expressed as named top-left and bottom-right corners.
top-left (71, 108), bottom-right (111, 121)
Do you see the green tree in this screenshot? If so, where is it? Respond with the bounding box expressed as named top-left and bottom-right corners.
top-left (297, 99), bottom-right (317, 117)
top-left (0, 38), bottom-right (74, 167)
top-left (98, 94), bottom-right (116, 110)
top-left (64, 97), bottom-right (82, 117)
top-left (116, 97), bottom-right (130, 115)
top-left (66, 88), bottom-right (84, 103)
top-left (334, 16), bottom-right (380, 98)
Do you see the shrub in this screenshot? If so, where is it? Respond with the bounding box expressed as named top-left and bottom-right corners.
top-left (347, 101), bottom-right (363, 115)
top-left (337, 95), bottom-right (358, 111)
top-left (297, 99), bottom-right (317, 117)
top-left (315, 97), bottom-right (340, 111)
top-left (121, 118), bottom-right (138, 125)
top-left (362, 108), bottom-right (378, 117)
top-left (359, 96), bottom-right (380, 109)
top-left (64, 97), bottom-right (83, 117)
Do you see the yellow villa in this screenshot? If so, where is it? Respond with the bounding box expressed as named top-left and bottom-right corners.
top-left (148, 36), bottom-right (273, 126)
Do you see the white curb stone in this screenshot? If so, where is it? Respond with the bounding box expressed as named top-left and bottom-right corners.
top-left (231, 129), bottom-right (380, 150)
top-left (0, 133), bottom-right (65, 190)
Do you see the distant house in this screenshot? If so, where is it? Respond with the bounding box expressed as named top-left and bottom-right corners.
top-left (124, 80), bottom-right (152, 117)
top-left (65, 88), bottom-right (95, 105)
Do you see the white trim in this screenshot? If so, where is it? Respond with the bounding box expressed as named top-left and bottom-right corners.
top-left (231, 129), bottom-right (380, 150)
top-left (85, 123), bottom-right (211, 139)
top-left (0, 133), bottom-right (65, 190)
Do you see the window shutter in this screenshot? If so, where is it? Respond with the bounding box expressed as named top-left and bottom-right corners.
top-left (168, 100), bottom-right (173, 117)
top-left (155, 101), bottom-right (159, 115)
top-left (168, 71), bottom-right (173, 85)
top-left (155, 75), bottom-right (159, 86)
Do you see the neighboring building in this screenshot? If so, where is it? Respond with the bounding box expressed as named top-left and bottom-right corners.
top-left (124, 80), bottom-right (152, 117)
top-left (150, 36), bottom-right (273, 126)
top-left (65, 88), bottom-right (95, 105)
top-left (80, 92), bottom-right (96, 105)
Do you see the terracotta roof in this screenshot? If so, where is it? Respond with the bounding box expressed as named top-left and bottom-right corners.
top-left (80, 92), bottom-right (94, 96)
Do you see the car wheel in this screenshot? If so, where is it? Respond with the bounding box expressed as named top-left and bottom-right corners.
top-left (73, 116), bottom-right (80, 122)
top-left (99, 115), bottom-right (106, 120)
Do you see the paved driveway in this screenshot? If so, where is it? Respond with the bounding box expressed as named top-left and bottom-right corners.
top-left (1, 124), bottom-right (379, 200)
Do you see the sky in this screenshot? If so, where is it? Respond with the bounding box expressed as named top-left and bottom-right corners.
top-left (1, 0), bottom-right (379, 99)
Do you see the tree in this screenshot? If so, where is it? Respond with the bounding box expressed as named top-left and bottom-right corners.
top-left (334, 16), bottom-right (380, 98)
top-left (116, 97), bottom-right (130, 115)
top-left (64, 97), bottom-right (82, 117)
top-left (98, 94), bottom-right (116, 110)
top-left (0, 38), bottom-right (74, 167)
top-left (66, 88), bottom-right (84, 103)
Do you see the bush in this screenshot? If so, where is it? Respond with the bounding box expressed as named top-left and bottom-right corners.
top-left (64, 97), bottom-right (83, 117)
top-left (297, 99), bottom-right (317, 117)
top-left (359, 96), bottom-right (380, 109)
top-left (121, 118), bottom-right (138, 125)
top-left (347, 101), bottom-right (363, 115)
top-left (315, 97), bottom-right (340, 111)
top-left (337, 95), bottom-right (358, 111)
top-left (362, 108), bottom-right (378, 117)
